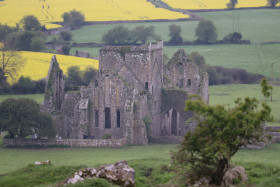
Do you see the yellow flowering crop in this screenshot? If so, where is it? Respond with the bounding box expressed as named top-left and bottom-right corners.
top-left (0, 0), bottom-right (189, 29)
top-left (161, 0), bottom-right (267, 9)
top-left (10, 51), bottom-right (99, 83)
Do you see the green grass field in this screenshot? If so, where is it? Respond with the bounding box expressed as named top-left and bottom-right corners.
top-left (71, 9), bottom-right (280, 44)
top-left (67, 9), bottom-right (280, 79)
top-left (0, 144), bottom-right (175, 175)
top-left (70, 43), bottom-right (280, 79)
top-left (1, 144), bottom-right (280, 186)
top-left (209, 84), bottom-right (280, 120)
top-left (0, 94), bottom-right (44, 104)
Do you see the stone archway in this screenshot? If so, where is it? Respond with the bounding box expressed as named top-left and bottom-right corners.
top-left (160, 89), bottom-right (192, 136)
top-left (175, 63), bottom-right (184, 88)
top-left (162, 109), bottom-right (180, 136)
top-left (171, 109), bottom-right (178, 135)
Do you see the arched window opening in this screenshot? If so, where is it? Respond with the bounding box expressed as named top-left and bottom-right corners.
top-left (176, 63), bottom-right (184, 88)
top-left (187, 79), bottom-right (191, 87)
top-left (105, 107), bottom-right (111, 128)
top-left (117, 110), bottom-right (121, 128)
top-left (171, 109), bottom-right (178, 135)
top-left (95, 110), bottom-right (99, 127)
top-left (145, 82), bottom-right (149, 90)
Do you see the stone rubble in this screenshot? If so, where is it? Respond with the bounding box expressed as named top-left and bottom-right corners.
top-left (66, 160), bottom-right (135, 187)
top-left (34, 160), bottom-right (51, 165)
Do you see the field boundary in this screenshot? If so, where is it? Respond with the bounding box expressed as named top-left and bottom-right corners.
top-left (4, 137), bottom-right (128, 148)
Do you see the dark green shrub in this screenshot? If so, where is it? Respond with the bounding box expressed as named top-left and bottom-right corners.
top-left (60, 31), bottom-right (72, 41)
top-left (62, 45), bottom-right (70, 55)
top-left (102, 134), bottom-right (112, 139)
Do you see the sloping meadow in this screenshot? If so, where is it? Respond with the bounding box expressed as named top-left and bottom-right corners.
top-left (0, 0), bottom-right (189, 29)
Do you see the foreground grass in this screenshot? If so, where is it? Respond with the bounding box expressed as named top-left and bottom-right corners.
top-left (0, 144), bottom-right (176, 175)
top-left (0, 164), bottom-right (85, 187)
top-left (233, 144), bottom-right (280, 186)
top-left (1, 144), bottom-right (280, 186)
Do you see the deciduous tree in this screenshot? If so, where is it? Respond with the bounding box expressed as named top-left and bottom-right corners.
top-left (261, 78), bottom-right (273, 102)
top-left (172, 80), bottom-right (272, 185)
top-left (168, 24), bottom-right (183, 45)
top-left (132, 26), bottom-right (157, 44)
top-left (102, 25), bottom-right (132, 45)
top-left (267, 0), bottom-right (279, 7)
top-left (0, 98), bottom-right (55, 138)
top-left (20, 15), bottom-right (42, 31)
top-left (61, 10), bottom-right (85, 29)
top-left (227, 0), bottom-right (238, 9)
top-left (195, 20), bottom-right (217, 44)
top-left (0, 44), bottom-right (25, 84)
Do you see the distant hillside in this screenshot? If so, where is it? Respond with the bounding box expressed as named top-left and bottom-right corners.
top-left (0, 0), bottom-right (188, 29)
top-left (9, 52), bottom-right (98, 83)
top-left (161, 0), bottom-right (268, 9)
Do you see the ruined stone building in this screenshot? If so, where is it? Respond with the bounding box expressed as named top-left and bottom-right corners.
top-left (42, 41), bottom-right (208, 145)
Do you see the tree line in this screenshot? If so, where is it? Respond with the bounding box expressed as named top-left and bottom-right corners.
top-left (102, 20), bottom-right (248, 46)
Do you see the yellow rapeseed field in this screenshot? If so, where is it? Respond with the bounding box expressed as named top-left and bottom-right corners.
top-left (10, 51), bottom-right (99, 83)
top-left (0, 0), bottom-right (189, 29)
top-left (161, 0), bottom-right (267, 9)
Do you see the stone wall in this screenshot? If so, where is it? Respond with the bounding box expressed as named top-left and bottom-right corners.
top-left (46, 26), bottom-right (71, 35)
top-left (75, 50), bottom-right (91, 58)
top-left (4, 138), bottom-right (127, 148)
top-left (150, 136), bottom-right (183, 144)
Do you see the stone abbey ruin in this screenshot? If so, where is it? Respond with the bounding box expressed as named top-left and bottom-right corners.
top-left (42, 41), bottom-right (209, 146)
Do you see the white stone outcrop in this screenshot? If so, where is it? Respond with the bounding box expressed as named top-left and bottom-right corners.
top-left (66, 160), bottom-right (135, 187)
top-left (223, 166), bottom-right (248, 186)
top-left (34, 160), bottom-right (51, 165)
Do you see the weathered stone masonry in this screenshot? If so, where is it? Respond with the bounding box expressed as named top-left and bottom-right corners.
top-left (42, 41), bottom-right (208, 146)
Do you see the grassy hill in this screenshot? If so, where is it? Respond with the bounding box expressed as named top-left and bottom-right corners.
top-left (162, 0), bottom-right (268, 9)
top-left (9, 52), bottom-right (98, 83)
top-left (69, 9), bottom-right (280, 78)
top-left (0, 0), bottom-right (188, 29)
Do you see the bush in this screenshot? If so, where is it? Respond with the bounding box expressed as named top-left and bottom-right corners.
top-left (60, 31), bottom-right (72, 41)
top-left (267, 0), bottom-right (279, 7)
top-left (227, 0), bottom-right (238, 9)
top-left (132, 25), bottom-right (157, 44)
top-left (12, 76), bottom-right (35, 94)
top-left (0, 24), bottom-right (18, 41)
top-left (83, 66), bottom-right (97, 85)
top-left (168, 24), bottom-right (183, 45)
top-left (102, 25), bottom-right (132, 45)
top-left (0, 98), bottom-right (56, 138)
top-left (172, 83), bottom-right (272, 185)
top-left (20, 15), bottom-right (42, 31)
top-left (6, 31), bottom-right (45, 51)
top-left (66, 66), bottom-right (83, 86)
top-left (61, 10), bottom-right (85, 29)
top-left (30, 36), bottom-right (45, 52)
top-left (11, 76), bottom-right (46, 94)
top-left (61, 45), bottom-right (70, 55)
top-left (223, 32), bottom-right (242, 44)
top-left (195, 20), bottom-right (218, 44)
top-left (190, 51), bottom-right (206, 67)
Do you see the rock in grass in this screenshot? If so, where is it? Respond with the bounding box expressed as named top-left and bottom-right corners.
top-left (223, 166), bottom-right (248, 186)
top-left (34, 160), bottom-right (51, 165)
top-left (66, 160), bottom-right (135, 187)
